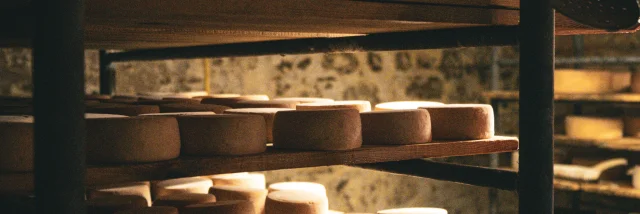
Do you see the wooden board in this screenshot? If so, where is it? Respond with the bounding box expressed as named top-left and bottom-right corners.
top-left (484, 91), bottom-right (640, 104)
top-left (555, 135), bottom-right (640, 152)
top-left (555, 179), bottom-right (640, 199)
top-left (1, 0), bottom-right (636, 49)
top-left (0, 136), bottom-right (518, 191)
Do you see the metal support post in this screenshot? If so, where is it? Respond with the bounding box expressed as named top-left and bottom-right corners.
top-left (99, 50), bottom-right (115, 95)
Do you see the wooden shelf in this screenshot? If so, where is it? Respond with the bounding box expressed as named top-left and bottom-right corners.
top-left (484, 91), bottom-right (640, 104)
top-left (2, 0), bottom-right (637, 49)
top-left (0, 136), bottom-right (518, 192)
top-left (555, 179), bottom-right (640, 199)
top-left (555, 135), bottom-right (640, 152)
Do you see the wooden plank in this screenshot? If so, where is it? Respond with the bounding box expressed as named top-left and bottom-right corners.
top-left (555, 135), bottom-right (640, 152)
top-left (555, 179), bottom-right (640, 199)
top-left (484, 91), bottom-right (640, 104)
top-left (0, 136), bottom-right (518, 190)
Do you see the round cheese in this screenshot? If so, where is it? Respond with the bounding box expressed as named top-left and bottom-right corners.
top-left (138, 91), bottom-right (209, 98)
top-left (115, 206), bottom-right (179, 214)
top-left (631, 165), bottom-right (640, 189)
top-left (296, 100), bottom-right (372, 112)
top-left (273, 97), bottom-right (334, 103)
top-left (139, 112), bottom-right (215, 116)
top-left (153, 193), bottom-right (217, 208)
top-left (0, 120), bottom-right (33, 172)
top-left (159, 103), bottom-right (230, 114)
top-left (209, 185), bottom-right (268, 214)
top-left (198, 94), bottom-right (241, 98)
top-left (224, 108), bottom-right (294, 143)
top-left (162, 97), bottom-right (201, 104)
top-left (136, 100), bottom-right (196, 105)
top-left (632, 72), bottom-right (640, 93)
top-left (201, 95), bottom-right (269, 106)
top-left (267, 182), bottom-right (326, 197)
top-left (177, 115), bottom-right (267, 156)
top-left (374, 101), bottom-right (444, 111)
top-left (265, 190), bottom-right (328, 214)
top-left (209, 172), bottom-right (266, 189)
top-left (624, 117), bottom-right (640, 137)
top-left (86, 117), bottom-right (180, 163)
top-left (232, 100), bottom-right (299, 109)
top-left (555, 69), bottom-right (615, 94)
top-left (87, 195), bottom-right (148, 214)
top-left (419, 104), bottom-right (494, 140)
top-left (361, 109), bottom-right (432, 145)
top-left (182, 200), bottom-right (255, 214)
top-left (377, 208), bottom-right (448, 214)
top-left (154, 177), bottom-right (214, 198)
top-left (87, 105), bottom-right (160, 116)
top-left (565, 116), bottom-right (623, 139)
top-left (273, 109), bottom-right (362, 151)
top-left (88, 181), bottom-right (152, 206)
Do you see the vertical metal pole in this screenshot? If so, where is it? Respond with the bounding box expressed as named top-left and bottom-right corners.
top-left (99, 50), bottom-right (115, 95)
top-left (519, 0), bottom-right (555, 213)
top-left (33, 0), bottom-right (86, 213)
top-left (489, 47), bottom-right (501, 214)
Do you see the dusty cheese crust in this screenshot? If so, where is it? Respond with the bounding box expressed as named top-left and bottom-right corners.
top-left (420, 104), bottom-right (494, 140)
top-left (88, 181), bottom-right (152, 206)
top-left (224, 108), bottom-right (294, 143)
top-left (159, 103), bottom-right (230, 114)
top-left (209, 185), bottom-right (268, 214)
top-left (153, 177), bottom-right (213, 198)
top-left (152, 193), bottom-right (217, 209)
top-left (554, 69), bottom-right (617, 94)
top-left (374, 101), bottom-right (444, 111)
top-left (361, 109), bottom-right (432, 145)
top-left (296, 100), bottom-right (372, 112)
top-left (265, 190), bottom-right (329, 214)
top-left (87, 105), bottom-right (160, 116)
top-left (273, 109), bottom-right (362, 151)
top-left (177, 114), bottom-right (267, 155)
top-left (565, 116), bottom-right (623, 139)
top-left (208, 172), bottom-right (266, 189)
top-left (232, 100), bottom-right (300, 109)
top-left (201, 95), bottom-right (270, 106)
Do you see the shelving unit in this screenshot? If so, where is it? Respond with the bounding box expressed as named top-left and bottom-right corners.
top-left (3, 0), bottom-right (639, 213)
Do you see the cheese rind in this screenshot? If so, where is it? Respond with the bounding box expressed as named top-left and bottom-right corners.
top-left (182, 200), bottom-right (256, 214)
top-left (209, 172), bottom-right (266, 189)
top-left (87, 105), bottom-right (160, 116)
top-left (273, 109), bottom-right (362, 151)
top-left (88, 181), bottom-right (152, 206)
top-left (296, 100), bottom-right (372, 112)
top-left (209, 185), bottom-right (268, 214)
top-left (265, 190), bottom-right (329, 214)
top-left (224, 108), bottom-right (294, 143)
top-left (139, 112), bottom-right (215, 116)
top-left (273, 97), bottom-right (334, 103)
top-left (361, 109), bottom-right (432, 145)
top-left (554, 69), bottom-right (615, 94)
top-left (419, 104), bottom-right (494, 140)
top-left (159, 103), bottom-right (230, 114)
top-left (624, 117), bottom-right (640, 137)
top-left (114, 206), bottom-right (179, 214)
top-left (177, 115), bottom-right (267, 155)
top-left (267, 182), bottom-right (327, 198)
top-left (201, 95), bottom-right (269, 106)
top-left (377, 208), bottom-right (448, 214)
top-left (374, 101), bottom-right (444, 111)
top-left (565, 116), bottom-right (623, 139)
top-left (87, 195), bottom-right (148, 214)
top-left (86, 117), bottom-right (181, 163)
top-left (233, 100), bottom-right (299, 109)
top-left (154, 177), bottom-right (214, 198)
top-left (153, 193), bottom-right (217, 208)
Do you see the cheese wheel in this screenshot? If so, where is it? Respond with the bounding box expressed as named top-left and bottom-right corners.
top-left (632, 72), bottom-right (640, 93)
top-left (624, 117), bottom-right (640, 137)
top-left (138, 91), bottom-right (208, 98)
top-left (87, 105), bottom-right (160, 116)
top-left (209, 172), bottom-right (266, 189)
top-left (273, 109), bottom-right (362, 151)
top-left (224, 108), bottom-right (294, 143)
top-left (0, 121), bottom-right (33, 172)
top-left (273, 97), bottom-right (334, 103)
top-left (88, 181), bottom-right (152, 206)
top-left (86, 117), bottom-right (180, 163)
top-left (612, 72), bottom-right (632, 92)
top-left (86, 94), bottom-right (111, 101)
top-left (631, 165), bottom-right (640, 189)
top-left (201, 95), bottom-right (269, 106)
top-left (114, 206), bottom-right (179, 214)
top-left (153, 193), bottom-right (217, 208)
top-left (159, 103), bottom-right (230, 114)
top-left (87, 195), bottom-right (148, 214)
top-left (377, 208), bottom-right (448, 214)
top-left (209, 185), bottom-right (268, 214)
top-left (233, 100), bottom-right (299, 109)
top-left (296, 100), bottom-right (372, 112)
top-left (177, 115), bottom-right (267, 156)
top-left (565, 116), bottom-right (623, 139)
top-left (138, 96), bottom-right (164, 101)
top-left (361, 109), bottom-right (432, 145)
top-left (374, 101), bottom-right (444, 111)
top-left (139, 112), bottom-right (215, 116)
top-left (162, 97), bottom-right (201, 104)
top-left (198, 94), bottom-right (242, 98)
top-left (136, 100), bottom-right (196, 105)
top-left (265, 190), bottom-right (328, 214)
top-left (154, 177), bottom-right (214, 198)
top-left (554, 69), bottom-right (615, 94)
top-left (182, 200), bottom-right (255, 214)
top-left (267, 182), bottom-right (326, 197)
top-left (419, 104), bottom-right (494, 140)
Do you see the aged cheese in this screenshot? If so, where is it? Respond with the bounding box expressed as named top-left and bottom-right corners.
top-left (137, 91), bottom-right (209, 98)
top-left (361, 109), bottom-right (431, 145)
top-left (631, 165), bottom-right (640, 189)
top-left (209, 172), bottom-right (266, 189)
top-left (86, 105), bottom-right (160, 116)
top-left (272, 109), bottom-right (362, 151)
top-left (374, 101), bottom-right (444, 111)
top-left (87, 195), bottom-right (148, 214)
top-left (177, 115), bottom-right (267, 156)
top-left (154, 177), bottom-right (214, 198)
top-left (224, 108), bottom-right (294, 142)
top-left (265, 190), bottom-right (329, 214)
top-left (159, 103), bottom-right (230, 114)
top-left (114, 206), bottom-right (179, 214)
top-left (273, 97), bottom-right (334, 103)
top-left (86, 117), bottom-right (181, 163)
top-left (139, 112), bottom-right (215, 116)
top-left (377, 208), bottom-right (448, 214)
top-left (233, 100), bottom-right (300, 109)
top-left (267, 182), bottom-right (327, 198)
top-left (88, 181), bottom-right (152, 206)
top-left (612, 71), bottom-right (632, 92)
top-left (209, 185), bottom-right (268, 214)
top-left (624, 117), bottom-right (640, 137)
top-left (632, 72), bottom-right (640, 93)
top-left (555, 69), bottom-right (615, 94)
top-left (153, 193), bottom-right (217, 209)
top-left (182, 200), bottom-right (256, 214)
top-left (296, 100), bottom-right (372, 112)
top-left (419, 104), bottom-right (494, 140)
top-left (201, 95), bottom-right (269, 106)
top-left (565, 116), bottom-right (623, 139)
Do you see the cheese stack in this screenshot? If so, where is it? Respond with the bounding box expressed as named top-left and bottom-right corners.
top-left (182, 201), bottom-right (256, 214)
top-left (88, 181), bottom-right (152, 206)
top-left (87, 105), bottom-right (160, 116)
top-left (209, 172), bottom-right (266, 189)
top-left (272, 109), bottom-right (362, 151)
top-left (201, 95), bottom-right (269, 106)
top-left (153, 177), bottom-right (214, 198)
top-left (565, 116), bottom-right (623, 139)
top-left (209, 185), bottom-right (268, 214)
top-left (361, 109), bottom-right (432, 145)
top-left (273, 97), bottom-right (334, 103)
top-left (265, 190), bottom-right (329, 214)
top-left (296, 100), bottom-right (371, 112)
top-left (224, 108), bottom-right (294, 143)
top-left (153, 193), bottom-right (217, 209)
top-left (139, 112), bottom-right (215, 116)
top-left (377, 208), bottom-right (448, 214)
top-left (115, 206), bottom-right (179, 214)
top-left (267, 182), bottom-right (327, 198)
top-left (419, 104), bottom-right (494, 140)
top-left (87, 195), bottom-right (148, 214)
top-left (159, 103), bottom-right (230, 114)
top-left (177, 115), bottom-right (267, 155)
top-left (233, 100), bottom-right (300, 109)
top-left (374, 101), bottom-right (444, 111)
